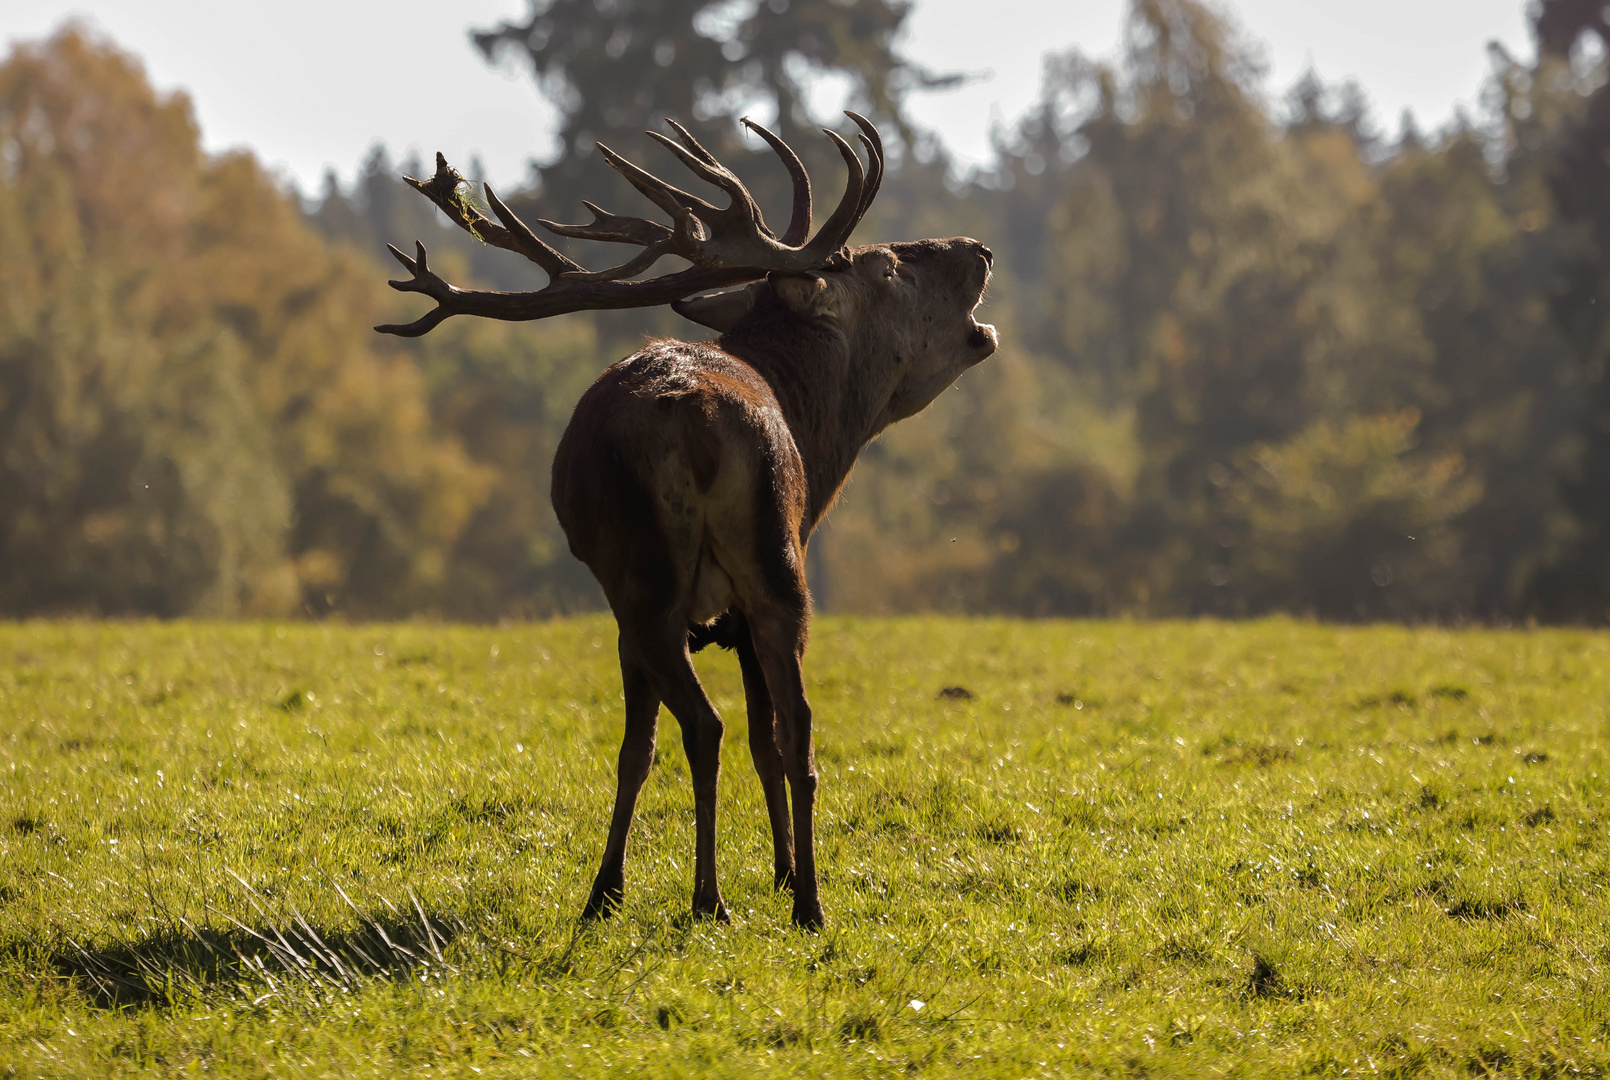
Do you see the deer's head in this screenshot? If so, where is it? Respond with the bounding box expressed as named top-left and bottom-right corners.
top-left (676, 238), bottom-right (996, 427)
top-left (791, 239), bottom-right (996, 424)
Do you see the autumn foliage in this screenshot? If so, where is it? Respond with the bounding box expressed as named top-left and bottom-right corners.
top-left (0, 28), bottom-right (486, 616)
top-left (5, 0), bottom-right (1610, 622)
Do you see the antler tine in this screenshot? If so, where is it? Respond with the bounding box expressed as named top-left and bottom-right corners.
top-left (537, 203), bottom-right (680, 282)
top-left (376, 241), bottom-right (457, 337)
top-left (741, 118), bottom-right (812, 245)
top-left (852, 133), bottom-right (881, 227)
top-left (596, 142), bottom-right (719, 225)
top-left (802, 128), bottom-right (866, 259)
top-left (643, 129), bottom-right (752, 210)
top-left (483, 185), bottom-right (585, 276)
top-left (404, 153), bottom-right (579, 278)
top-left (539, 201), bottom-right (674, 247)
top-left (536, 202), bottom-right (678, 282)
top-left (663, 118), bottom-right (721, 167)
top-left (845, 112), bottom-right (884, 224)
top-left (658, 119), bottom-right (782, 235)
top-left (387, 240), bottom-right (422, 277)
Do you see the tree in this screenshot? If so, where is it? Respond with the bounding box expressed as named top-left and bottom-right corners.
top-left (932, 0), bottom-right (1578, 619)
top-left (1531, 0), bottom-right (1610, 617)
top-left (0, 28), bottom-right (487, 616)
top-left (472, 0), bottom-right (950, 200)
top-left (969, 1), bottom-right (1435, 616)
top-left (299, 0), bottom-right (1600, 623)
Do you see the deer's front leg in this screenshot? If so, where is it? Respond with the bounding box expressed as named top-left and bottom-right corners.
top-left (582, 653), bottom-right (659, 920)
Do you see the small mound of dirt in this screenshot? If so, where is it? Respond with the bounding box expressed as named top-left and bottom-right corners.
top-left (1222, 744), bottom-right (1295, 768)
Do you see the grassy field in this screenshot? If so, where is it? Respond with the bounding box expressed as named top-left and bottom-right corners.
top-left (2, 617), bottom-right (1608, 1078)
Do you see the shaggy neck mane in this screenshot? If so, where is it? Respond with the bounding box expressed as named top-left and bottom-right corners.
top-left (719, 295), bottom-right (891, 532)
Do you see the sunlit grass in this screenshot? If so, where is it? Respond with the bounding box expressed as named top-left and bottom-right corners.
top-left (3, 618), bottom-right (1607, 1077)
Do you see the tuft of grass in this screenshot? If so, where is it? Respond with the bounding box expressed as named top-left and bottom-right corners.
top-left (2, 616), bottom-right (1608, 1077)
top-left (1245, 952), bottom-right (1285, 998)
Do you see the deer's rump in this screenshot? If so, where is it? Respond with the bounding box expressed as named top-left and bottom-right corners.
top-left (551, 342), bottom-right (810, 628)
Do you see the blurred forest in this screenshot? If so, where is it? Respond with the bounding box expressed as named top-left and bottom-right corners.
top-left (2, 0), bottom-right (1609, 622)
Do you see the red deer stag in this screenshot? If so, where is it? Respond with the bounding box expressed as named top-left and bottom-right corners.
top-left (376, 114), bottom-right (995, 928)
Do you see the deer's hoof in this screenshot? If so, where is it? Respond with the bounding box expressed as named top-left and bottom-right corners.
top-left (692, 896), bottom-right (731, 923)
top-left (580, 882), bottom-right (623, 921)
top-left (790, 899), bottom-right (823, 931)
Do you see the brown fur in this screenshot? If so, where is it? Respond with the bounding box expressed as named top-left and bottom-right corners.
top-left (552, 237), bottom-right (996, 928)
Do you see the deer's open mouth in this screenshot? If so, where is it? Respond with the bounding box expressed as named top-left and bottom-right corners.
top-left (967, 316), bottom-right (998, 354)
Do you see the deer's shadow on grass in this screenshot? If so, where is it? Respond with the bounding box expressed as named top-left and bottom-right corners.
top-left (46, 902), bottom-right (462, 1009)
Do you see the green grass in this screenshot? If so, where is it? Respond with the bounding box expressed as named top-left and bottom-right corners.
top-left (2, 617), bottom-right (1608, 1078)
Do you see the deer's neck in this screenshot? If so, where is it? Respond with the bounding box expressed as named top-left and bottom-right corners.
top-left (721, 324), bottom-right (892, 531)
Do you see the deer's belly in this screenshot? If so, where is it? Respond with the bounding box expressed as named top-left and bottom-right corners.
top-left (687, 547), bottom-right (735, 626)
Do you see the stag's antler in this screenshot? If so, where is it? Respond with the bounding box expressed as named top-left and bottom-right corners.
top-left (375, 113), bottom-right (884, 337)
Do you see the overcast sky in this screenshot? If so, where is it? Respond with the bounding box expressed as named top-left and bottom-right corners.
top-left (1, 0), bottom-right (1534, 195)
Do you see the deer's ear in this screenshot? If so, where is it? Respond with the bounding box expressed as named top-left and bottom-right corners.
top-left (768, 271), bottom-right (836, 318)
top-left (672, 282), bottom-right (764, 332)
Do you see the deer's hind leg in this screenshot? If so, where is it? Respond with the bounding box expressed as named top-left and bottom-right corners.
top-left (582, 652), bottom-right (659, 920)
top-left (618, 612), bottom-right (731, 922)
top-left (746, 605), bottom-right (820, 930)
top-left (729, 612), bottom-right (796, 892)
top-left (721, 530), bottom-right (820, 926)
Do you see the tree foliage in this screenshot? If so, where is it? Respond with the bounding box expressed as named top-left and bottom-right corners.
top-left (302, 0), bottom-right (1610, 622)
top-left (473, 0), bottom-right (947, 175)
top-left (0, 28), bottom-right (487, 616)
top-left (811, 0), bottom-right (1591, 620)
top-left (1530, 0), bottom-right (1610, 613)
top-left (11, 0), bottom-right (1610, 622)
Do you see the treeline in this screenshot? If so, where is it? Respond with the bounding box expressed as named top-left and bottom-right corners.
top-left (2, 0), bottom-right (1608, 621)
